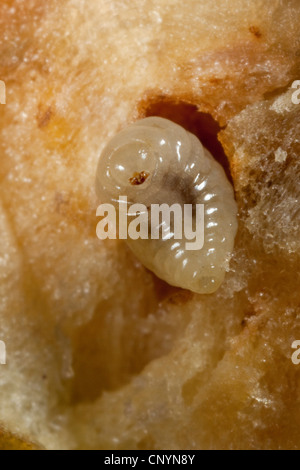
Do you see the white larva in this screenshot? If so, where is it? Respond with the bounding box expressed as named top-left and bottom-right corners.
top-left (96, 117), bottom-right (238, 294)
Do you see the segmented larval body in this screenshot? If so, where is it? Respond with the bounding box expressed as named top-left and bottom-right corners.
top-left (96, 117), bottom-right (238, 294)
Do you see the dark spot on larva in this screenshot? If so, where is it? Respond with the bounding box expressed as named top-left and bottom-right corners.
top-left (249, 26), bottom-right (262, 38)
top-left (165, 173), bottom-right (198, 206)
top-left (37, 105), bottom-right (53, 129)
top-left (143, 172), bottom-right (198, 239)
top-left (129, 171), bottom-right (150, 186)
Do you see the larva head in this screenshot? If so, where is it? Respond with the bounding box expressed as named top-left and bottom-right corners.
top-left (96, 117), bottom-right (199, 207)
top-left (96, 117), bottom-right (238, 295)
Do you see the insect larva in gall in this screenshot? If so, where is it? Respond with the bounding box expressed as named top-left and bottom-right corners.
top-left (96, 117), bottom-right (238, 294)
